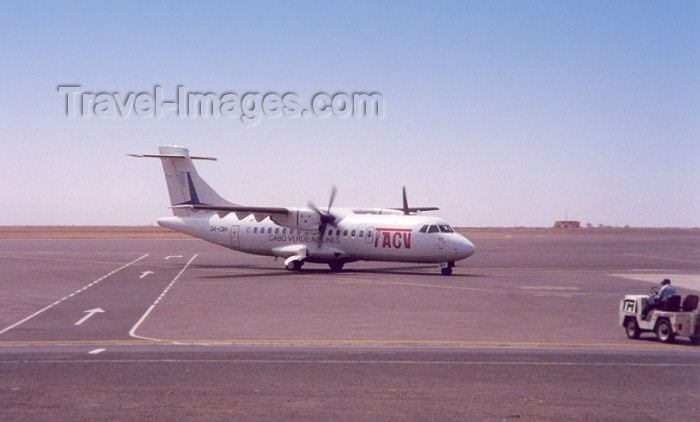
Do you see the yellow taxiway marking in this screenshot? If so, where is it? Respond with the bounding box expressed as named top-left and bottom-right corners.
top-left (0, 338), bottom-right (695, 351)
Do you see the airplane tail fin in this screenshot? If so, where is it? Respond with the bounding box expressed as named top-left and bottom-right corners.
top-left (130, 145), bottom-right (237, 216)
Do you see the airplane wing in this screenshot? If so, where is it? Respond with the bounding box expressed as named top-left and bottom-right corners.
top-left (175, 205), bottom-right (290, 214)
top-left (389, 206), bottom-right (439, 213)
top-left (172, 204), bottom-right (290, 221)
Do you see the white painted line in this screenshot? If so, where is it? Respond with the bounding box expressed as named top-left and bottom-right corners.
top-left (88, 348), bottom-right (106, 355)
top-left (129, 254), bottom-right (198, 341)
top-left (611, 273), bottom-right (700, 292)
top-left (520, 286), bottom-right (579, 291)
top-left (74, 308), bottom-right (105, 326)
top-left (139, 271), bottom-right (154, 279)
top-left (165, 255), bottom-right (183, 260)
top-left (0, 254), bottom-right (149, 335)
top-left (4, 358), bottom-right (697, 368)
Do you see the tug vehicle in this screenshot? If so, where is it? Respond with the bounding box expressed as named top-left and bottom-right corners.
top-left (619, 287), bottom-right (700, 344)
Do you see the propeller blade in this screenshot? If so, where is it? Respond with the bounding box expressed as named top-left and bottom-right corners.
top-left (327, 185), bottom-right (337, 213)
top-left (402, 186), bottom-right (409, 215)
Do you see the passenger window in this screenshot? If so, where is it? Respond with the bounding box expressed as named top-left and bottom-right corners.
top-left (275, 228), bottom-right (279, 234)
top-left (282, 228), bottom-right (287, 234)
top-left (268, 228), bottom-right (272, 234)
top-left (359, 230), bottom-right (364, 237)
top-left (253, 227), bottom-right (258, 234)
top-left (343, 230), bottom-right (348, 236)
top-left (351, 230), bottom-right (356, 237)
top-left (367, 230), bottom-right (372, 238)
top-left (428, 225), bottom-right (439, 233)
top-left (419, 225), bottom-right (428, 233)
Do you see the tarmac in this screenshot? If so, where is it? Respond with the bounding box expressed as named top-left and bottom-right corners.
top-left (0, 228), bottom-right (698, 420)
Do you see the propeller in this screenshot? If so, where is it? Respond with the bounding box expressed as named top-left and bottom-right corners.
top-left (309, 186), bottom-right (338, 246)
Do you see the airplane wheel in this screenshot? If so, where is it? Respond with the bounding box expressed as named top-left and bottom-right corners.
top-left (441, 267), bottom-right (452, 276)
top-left (625, 318), bottom-right (640, 339)
top-left (328, 262), bottom-right (344, 272)
top-left (655, 320), bottom-right (675, 343)
top-left (286, 260), bottom-right (303, 271)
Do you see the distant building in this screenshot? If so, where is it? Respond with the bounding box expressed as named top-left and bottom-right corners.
top-left (554, 221), bottom-right (581, 228)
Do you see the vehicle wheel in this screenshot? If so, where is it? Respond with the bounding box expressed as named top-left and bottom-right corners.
top-left (654, 320), bottom-right (675, 343)
top-left (441, 267), bottom-right (452, 276)
top-left (286, 260), bottom-right (303, 271)
top-left (625, 318), bottom-right (640, 339)
top-left (690, 336), bottom-right (700, 346)
top-left (328, 262), bottom-right (344, 272)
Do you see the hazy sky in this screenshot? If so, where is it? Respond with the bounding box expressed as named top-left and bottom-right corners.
top-left (1, 1), bottom-right (698, 227)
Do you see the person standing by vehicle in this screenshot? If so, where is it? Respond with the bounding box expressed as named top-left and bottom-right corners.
top-left (642, 279), bottom-right (677, 319)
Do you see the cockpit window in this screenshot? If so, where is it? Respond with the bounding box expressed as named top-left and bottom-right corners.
top-left (438, 225), bottom-right (454, 233)
top-left (427, 225), bottom-right (439, 233)
top-left (419, 225), bottom-right (428, 233)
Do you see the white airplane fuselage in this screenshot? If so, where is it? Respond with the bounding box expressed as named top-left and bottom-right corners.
top-left (159, 212), bottom-right (475, 265)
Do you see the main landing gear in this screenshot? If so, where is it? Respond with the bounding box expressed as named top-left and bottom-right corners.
top-left (284, 260), bottom-right (345, 272)
top-left (285, 259), bottom-right (303, 271)
top-left (328, 262), bottom-right (345, 272)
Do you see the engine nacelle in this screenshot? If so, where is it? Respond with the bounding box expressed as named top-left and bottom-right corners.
top-left (271, 208), bottom-right (321, 231)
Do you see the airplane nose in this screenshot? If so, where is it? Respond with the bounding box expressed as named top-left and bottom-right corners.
top-left (455, 236), bottom-right (476, 259)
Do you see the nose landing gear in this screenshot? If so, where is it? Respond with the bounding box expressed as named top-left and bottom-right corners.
top-left (439, 261), bottom-right (455, 276)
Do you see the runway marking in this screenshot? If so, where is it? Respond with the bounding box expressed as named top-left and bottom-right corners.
top-left (139, 271), bottom-right (154, 279)
top-left (611, 273), bottom-right (700, 292)
top-left (0, 254), bottom-right (149, 336)
top-left (74, 308), bottom-right (105, 326)
top-left (0, 253), bottom-right (145, 268)
top-left (129, 254), bottom-right (198, 341)
top-left (0, 338), bottom-right (688, 351)
top-left (161, 339), bottom-right (700, 351)
top-left (88, 348), bottom-right (106, 355)
top-left (624, 253), bottom-right (699, 264)
top-left (520, 286), bottom-right (579, 290)
top-left (0, 338), bottom-right (697, 352)
top-left (1, 358), bottom-right (697, 368)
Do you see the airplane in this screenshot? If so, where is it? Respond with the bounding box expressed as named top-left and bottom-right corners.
top-left (130, 145), bottom-right (476, 275)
